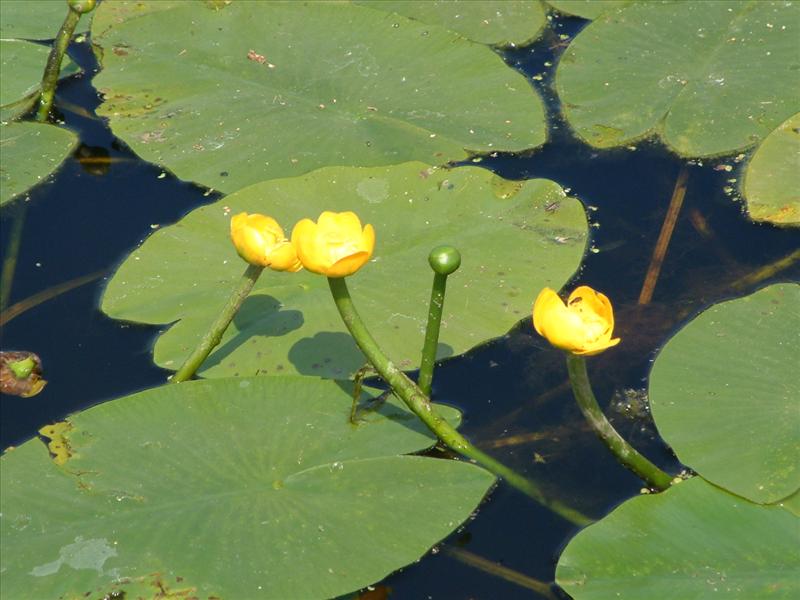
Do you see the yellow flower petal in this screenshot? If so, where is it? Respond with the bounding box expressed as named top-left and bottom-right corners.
top-left (291, 212), bottom-right (375, 277)
top-left (532, 286), bottom-right (621, 355)
top-left (230, 212), bottom-right (300, 272)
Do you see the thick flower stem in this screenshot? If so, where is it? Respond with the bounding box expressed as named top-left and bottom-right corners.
top-left (172, 264), bottom-right (263, 383)
top-left (418, 271), bottom-right (447, 397)
top-left (565, 354), bottom-right (673, 490)
top-left (329, 276), bottom-right (592, 527)
top-left (36, 4), bottom-right (83, 122)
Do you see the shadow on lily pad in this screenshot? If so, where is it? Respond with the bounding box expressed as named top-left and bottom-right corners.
top-left (201, 294), bottom-right (303, 372)
top-left (289, 331), bottom-right (365, 378)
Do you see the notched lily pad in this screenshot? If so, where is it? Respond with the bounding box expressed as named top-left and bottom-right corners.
top-left (556, 477), bottom-right (800, 598)
top-left (556, 1), bottom-right (800, 156)
top-left (91, 0), bottom-right (546, 193)
top-left (546, 0), bottom-right (631, 20)
top-left (649, 283), bottom-right (800, 504)
top-left (101, 162), bottom-right (588, 379)
top-left (355, 0), bottom-right (547, 46)
top-left (1, 375), bottom-right (493, 599)
top-left (0, 122), bottom-right (78, 206)
top-left (743, 112), bottom-right (800, 225)
top-left (0, 0), bottom-right (90, 40)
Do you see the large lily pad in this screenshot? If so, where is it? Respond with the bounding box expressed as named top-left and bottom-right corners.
top-left (355, 1), bottom-right (546, 46)
top-left (102, 162), bottom-right (588, 379)
top-left (0, 0), bottom-right (89, 40)
top-left (0, 122), bottom-right (78, 206)
top-left (546, 0), bottom-right (631, 20)
top-left (556, 477), bottom-right (800, 598)
top-left (649, 284), bottom-right (800, 504)
top-left (743, 112), bottom-right (800, 225)
top-left (0, 38), bottom-right (80, 122)
top-left (0, 375), bottom-right (494, 599)
top-left (90, 0), bottom-right (545, 194)
top-left (556, 1), bottom-right (800, 156)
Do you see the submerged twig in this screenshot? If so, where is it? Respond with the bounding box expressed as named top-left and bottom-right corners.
top-left (443, 546), bottom-right (558, 599)
top-left (638, 167), bottom-right (689, 305)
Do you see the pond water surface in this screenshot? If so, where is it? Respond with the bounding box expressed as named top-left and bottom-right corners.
top-left (1, 11), bottom-right (798, 600)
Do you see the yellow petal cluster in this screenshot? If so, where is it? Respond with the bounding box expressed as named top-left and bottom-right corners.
top-left (291, 211), bottom-right (375, 277)
top-left (532, 286), bottom-right (621, 356)
top-left (230, 212), bottom-right (302, 272)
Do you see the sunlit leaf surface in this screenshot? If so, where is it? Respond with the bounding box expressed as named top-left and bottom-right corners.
top-left (546, 0), bottom-right (631, 20)
top-left (90, 0), bottom-right (546, 194)
top-left (102, 162), bottom-right (588, 378)
top-left (650, 284), bottom-right (800, 504)
top-left (0, 122), bottom-right (77, 206)
top-left (0, 0), bottom-right (89, 39)
top-left (557, 477), bottom-right (800, 598)
top-left (556, 1), bottom-right (800, 156)
top-left (356, 0), bottom-right (547, 46)
top-left (0, 376), bottom-right (493, 599)
top-left (743, 112), bottom-right (800, 225)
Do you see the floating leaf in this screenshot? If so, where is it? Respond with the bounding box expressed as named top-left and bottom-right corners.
top-left (90, 0), bottom-right (545, 193)
top-left (355, 0), bottom-right (546, 46)
top-left (1, 376), bottom-right (494, 599)
top-left (556, 1), bottom-right (800, 156)
top-left (743, 112), bottom-right (800, 225)
top-left (0, 0), bottom-right (89, 40)
top-left (556, 477), bottom-right (800, 598)
top-left (0, 122), bottom-right (78, 206)
top-left (546, 0), bottom-right (630, 20)
top-left (0, 39), bottom-right (80, 122)
top-left (102, 162), bottom-right (587, 379)
top-left (650, 284), bottom-right (800, 504)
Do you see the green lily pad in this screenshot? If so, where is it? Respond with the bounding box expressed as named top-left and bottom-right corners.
top-left (743, 112), bottom-right (800, 225)
top-left (101, 162), bottom-right (587, 379)
top-left (649, 284), bottom-right (800, 504)
top-left (556, 1), bottom-right (800, 156)
top-left (355, 1), bottom-right (546, 46)
top-left (556, 477), bottom-right (800, 598)
top-left (1, 38), bottom-right (80, 122)
top-left (0, 122), bottom-right (78, 206)
top-left (0, 0), bottom-right (89, 40)
top-left (0, 0), bottom-right (90, 40)
top-left (780, 489), bottom-right (800, 518)
top-left (0, 375), bottom-right (494, 599)
top-left (546, 0), bottom-right (631, 20)
top-left (90, 0), bottom-right (545, 194)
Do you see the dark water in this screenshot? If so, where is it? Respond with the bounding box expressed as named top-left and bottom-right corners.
top-left (1, 12), bottom-right (798, 600)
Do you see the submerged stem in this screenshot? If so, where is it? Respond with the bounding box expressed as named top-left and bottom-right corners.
top-left (172, 264), bottom-right (263, 383)
top-left (329, 276), bottom-right (592, 527)
top-left (565, 354), bottom-right (673, 490)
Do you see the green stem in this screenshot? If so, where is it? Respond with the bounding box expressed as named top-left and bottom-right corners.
top-left (329, 276), bottom-right (592, 527)
top-left (418, 271), bottom-right (447, 397)
top-left (565, 354), bottom-right (673, 490)
top-left (172, 264), bottom-right (263, 383)
top-left (36, 4), bottom-right (82, 122)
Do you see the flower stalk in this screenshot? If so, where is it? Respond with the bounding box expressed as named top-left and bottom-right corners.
top-left (329, 276), bottom-right (592, 527)
top-left (565, 354), bottom-right (673, 490)
top-left (36, 0), bottom-right (96, 122)
top-left (171, 264), bottom-right (263, 383)
top-left (418, 246), bottom-right (461, 397)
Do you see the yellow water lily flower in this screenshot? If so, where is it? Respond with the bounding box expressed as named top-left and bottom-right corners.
top-left (230, 212), bottom-right (302, 272)
top-left (291, 211), bottom-right (375, 277)
top-left (532, 286), bottom-right (621, 356)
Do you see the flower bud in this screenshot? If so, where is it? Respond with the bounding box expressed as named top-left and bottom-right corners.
top-left (230, 212), bottom-right (302, 272)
